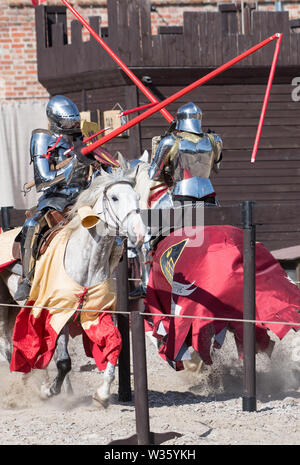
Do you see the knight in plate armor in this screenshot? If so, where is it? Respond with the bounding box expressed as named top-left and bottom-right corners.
top-left (14, 95), bottom-right (97, 301)
top-left (148, 101), bottom-right (223, 205)
top-left (130, 102), bottom-right (223, 300)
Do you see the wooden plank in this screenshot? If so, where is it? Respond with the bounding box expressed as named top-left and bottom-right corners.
top-left (214, 184), bottom-right (300, 193)
top-left (125, 86), bottom-right (141, 159)
top-left (35, 5), bottom-right (48, 50)
top-left (253, 202), bottom-right (300, 225)
top-left (218, 192), bottom-right (300, 201)
top-left (151, 36), bottom-right (162, 67)
top-left (51, 23), bottom-right (65, 48)
top-left (140, 0), bottom-right (153, 64)
top-left (210, 12), bottom-right (223, 66)
top-left (160, 35), bottom-right (170, 69)
top-left (175, 34), bottom-right (184, 67)
top-left (221, 33), bottom-right (238, 66)
top-left (214, 167), bottom-right (300, 178)
top-left (158, 26), bottom-right (183, 35)
top-left (220, 138), bottom-right (300, 149)
top-left (220, 149), bottom-right (300, 161)
top-left (215, 160), bottom-right (300, 170)
top-left (71, 20), bottom-right (82, 46)
top-left (197, 13), bottom-right (208, 67)
top-left (227, 11), bottom-right (238, 34)
top-left (276, 12), bottom-right (291, 67)
top-left (142, 117), bottom-right (300, 127)
top-left (257, 224), bottom-right (300, 233)
top-left (183, 12), bottom-right (194, 67)
top-left (141, 125), bottom-right (300, 139)
top-left (89, 16), bottom-right (101, 39)
top-left (166, 34), bottom-right (178, 68)
top-left (107, 0), bottom-right (118, 51)
top-left (138, 83), bottom-right (295, 96)
top-left (117, 0), bottom-right (130, 64)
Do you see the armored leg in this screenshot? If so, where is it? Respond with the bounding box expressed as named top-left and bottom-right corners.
top-left (129, 241), bottom-right (152, 300)
top-left (14, 213), bottom-right (43, 301)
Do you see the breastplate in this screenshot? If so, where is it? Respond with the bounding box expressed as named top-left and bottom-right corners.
top-left (174, 136), bottom-right (215, 181)
top-left (171, 135), bottom-right (216, 199)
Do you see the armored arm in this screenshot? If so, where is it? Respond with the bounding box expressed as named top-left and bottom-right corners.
top-left (148, 134), bottom-right (176, 181)
top-left (30, 130), bottom-right (79, 192)
top-left (211, 133), bottom-right (223, 173)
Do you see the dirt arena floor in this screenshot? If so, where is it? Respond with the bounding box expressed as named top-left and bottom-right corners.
top-left (0, 328), bottom-right (299, 447)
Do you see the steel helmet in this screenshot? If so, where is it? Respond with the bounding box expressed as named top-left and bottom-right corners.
top-left (46, 95), bottom-right (81, 135)
top-left (175, 102), bottom-right (203, 135)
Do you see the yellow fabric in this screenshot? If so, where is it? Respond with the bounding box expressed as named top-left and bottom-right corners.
top-left (0, 227), bottom-right (21, 265)
top-left (27, 228), bottom-right (116, 336)
top-left (81, 120), bottom-right (101, 140)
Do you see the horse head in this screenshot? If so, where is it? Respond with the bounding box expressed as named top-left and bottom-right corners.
top-left (71, 169), bottom-right (146, 246)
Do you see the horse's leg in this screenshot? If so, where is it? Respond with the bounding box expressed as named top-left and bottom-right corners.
top-left (93, 362), bottom-right (116, 408)
top-left (0, 273), bottom-right (16, 362)
top-left (0, 304), bottom-right (11, 362)
top-left (40, 325), bottom-right (72, 398)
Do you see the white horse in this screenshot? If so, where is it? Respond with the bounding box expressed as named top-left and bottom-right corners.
top-left (0, 169), bottom-right (146, 406)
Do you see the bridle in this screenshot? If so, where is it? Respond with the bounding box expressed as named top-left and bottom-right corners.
top-left (96, 180), bottom-right (141, 235)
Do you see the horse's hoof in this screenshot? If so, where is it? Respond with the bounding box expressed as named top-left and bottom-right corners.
top-left (40, 383), bottom-right (55, 400)
top-left (92, 391), bottom-right (110, 409)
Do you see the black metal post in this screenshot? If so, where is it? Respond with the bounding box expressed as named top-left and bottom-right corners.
top-left (242, 201), bottom-right (257, 412)
top-left (116, 239), bottom-right (132, 402)
top-left (0, 206), bottom-right (13, 232)
top-left (131, 309), bottom-right (151, 445)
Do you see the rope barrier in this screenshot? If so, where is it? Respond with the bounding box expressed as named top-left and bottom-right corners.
top-left (0, 301), bottom-right (299, 326)
top-left (0, 301), bottom-right (130, 316)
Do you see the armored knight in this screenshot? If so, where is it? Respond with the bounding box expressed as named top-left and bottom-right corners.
top-left (14, 95), bottom-right (94, 301)
top-left (130, 102), bottom-right (223, 300)
top-left (148, 101), bottom-right (223, 204)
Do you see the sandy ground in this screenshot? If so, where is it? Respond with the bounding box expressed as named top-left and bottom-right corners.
top-left (0, 328), bottom-right (299, 447)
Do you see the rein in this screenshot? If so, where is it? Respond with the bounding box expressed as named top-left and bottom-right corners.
top-left (96, 180), bottom-right (140, 234)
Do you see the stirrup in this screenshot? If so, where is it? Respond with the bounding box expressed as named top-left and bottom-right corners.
top-left (129, 284), bottom-right (146, 300)
top-left (14, 278), bottom-right (31, 301)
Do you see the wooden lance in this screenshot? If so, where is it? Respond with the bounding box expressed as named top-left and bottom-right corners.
top-left (61, 0), bottom-right (174, 124)
top-left (250, 33), bottom-right (283, 163)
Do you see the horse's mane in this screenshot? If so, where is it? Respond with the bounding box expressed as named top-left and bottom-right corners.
top-left (134, 161), bottom-right (166, 209)
top-left (65, 169), bottom-right (132, 231)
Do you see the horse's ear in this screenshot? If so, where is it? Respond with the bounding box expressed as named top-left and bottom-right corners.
top-left (140, 150), bottom-right (150, 164)
top-left (114, 151), bottom-right (130, 170)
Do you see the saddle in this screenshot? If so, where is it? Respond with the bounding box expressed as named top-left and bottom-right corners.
top-left (12, 207), bottom-right (71, 261)
top-left (39, 209), bottom-right (71, 255)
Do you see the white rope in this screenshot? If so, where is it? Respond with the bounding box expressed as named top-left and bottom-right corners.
top-left (140, 312), bottom-right (300, 327)
top-left (0, 301), bottom-right (299, 326)
top-left (0, 301), bottom-right (130, 315)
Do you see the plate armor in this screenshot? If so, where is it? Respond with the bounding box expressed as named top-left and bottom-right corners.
top-left (30, 129), bottom-right (90, 212)
top-left (148, 102), bottom-right (223, 200)
top-left (14, 95), bottom-right (90, 301)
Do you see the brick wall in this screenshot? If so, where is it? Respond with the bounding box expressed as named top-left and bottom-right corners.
top-left (1, 0), bottom-right (300, 102)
